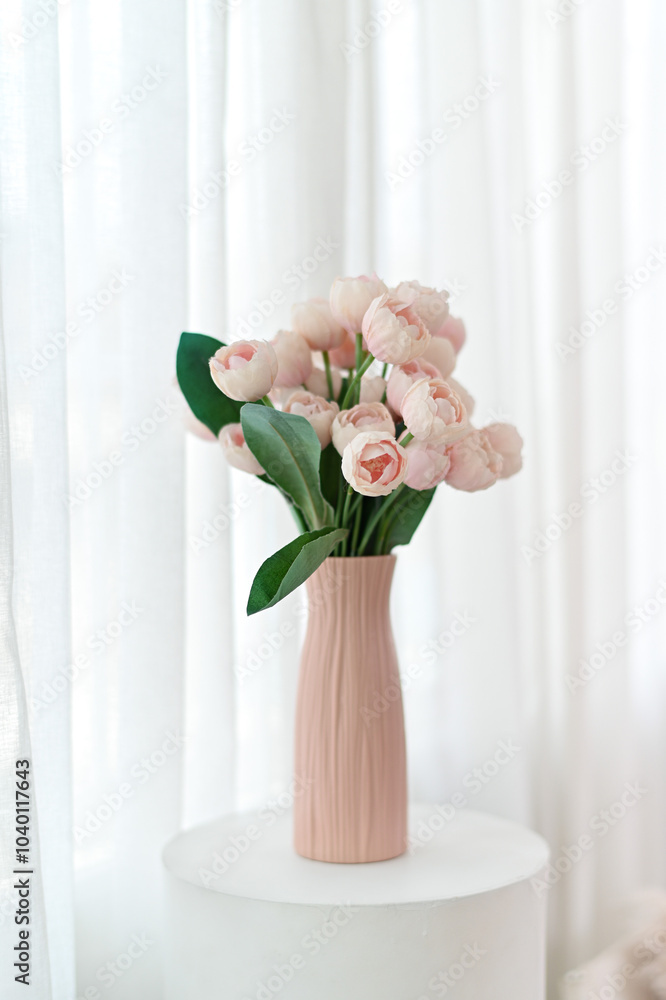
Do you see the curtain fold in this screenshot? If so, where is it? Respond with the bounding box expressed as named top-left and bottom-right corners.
top-left (0, 1), bottom-right (664, 998)
top-left (0, 3), bottom-right (74, 997)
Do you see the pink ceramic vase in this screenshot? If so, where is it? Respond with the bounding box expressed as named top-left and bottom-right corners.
top-left (293, 555), bottom-right (407, 863)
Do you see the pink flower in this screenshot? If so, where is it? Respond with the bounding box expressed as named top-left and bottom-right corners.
top-left (391, 280), bottom-right (450, 334)
top-left (209, 340), bottom-right (278, 402)
top-left (291, 298), bottom-right (347, 352)
top-left (386, 358), bottom-right (441, 415)
top-left (219, 424), bottom-right (264, 476)
top-left (359, 374), bottom-right (387, 403)
top-left (342, 431), bottom-right (407, 496)
top-left (271, 329), bottom-right (313, 387)
top-left (435, 315), bottom-right (466, 353)
top-left (329, 274), bottom-right (388, 334)
top-left (362, 294), bottom-right (431, 364)
top-left (446, 377), bottom-right (475, 418)
top-left (283, 391), bottom-right (339, 448)
top-left (304, 365), bottom-right (343, 400)
top-left (444, 430), bottom-right (502, 491)
top-left (331, 402), bottom-right (394, 455)
top-left (399, 433), bottom-right (451, 490)
top-left (401, 377), bottom-right (468, 443)
top-left (328, 333), bottom-right (358, 370)
top-left (421, 335), bottom-right (456, 379)
top-left (483, 423), bottom-right (523, 478)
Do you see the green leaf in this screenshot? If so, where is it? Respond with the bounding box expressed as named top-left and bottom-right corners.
top-left (381, 486), bottom-right (436, 552)
top-left (247, 527), bottom-right (348, 615)
top-left (319, 443), bottom-right (342, 510)
top-left (241, 404), bottom-right (334, 529)
top-left (176, 332), bottom-right (242, 435)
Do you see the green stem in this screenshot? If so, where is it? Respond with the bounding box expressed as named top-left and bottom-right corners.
top-left (322, 351), bottom-right (334, 399)
top-left (381, 362), bottom-right (388, 378)
top-left (340, 353), bottom-right (374, 410)
top-left (357, 485), bottom-right (406, 556)
top-left (339, 485), bottom-right (356, 556)
top-left (355, 333), bottom-right (365, 406)
top-left (351, 496), bottom-right (363, 555)
top-left (401, 432), bottom-right (414, 446)
top-left (261, 395), bottom-right (275, 408)
top-left (340, 485), bottom-right (354, 526)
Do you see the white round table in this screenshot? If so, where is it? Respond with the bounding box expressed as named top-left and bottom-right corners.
top-left (162, 805), bottom-right (549, 1000)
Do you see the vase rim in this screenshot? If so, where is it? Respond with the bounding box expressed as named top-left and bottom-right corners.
top-left (323, 554), bottom-right (397, 563)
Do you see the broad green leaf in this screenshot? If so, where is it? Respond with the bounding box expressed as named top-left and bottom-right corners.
top-left (247, 527), bottom-right (348, 615)
top-left (241, 404), bottom-right (333, 529)
top-left (176, 332), bottom-right (242, 435)
top-left (381, 486), bottom-right (436, 552)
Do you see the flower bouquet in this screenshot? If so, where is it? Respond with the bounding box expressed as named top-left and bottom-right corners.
top-left (176, 274), bottom-right (523, 863)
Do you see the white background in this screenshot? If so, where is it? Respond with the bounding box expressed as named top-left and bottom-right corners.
top-left (0, 1), bottom-right (665, 998)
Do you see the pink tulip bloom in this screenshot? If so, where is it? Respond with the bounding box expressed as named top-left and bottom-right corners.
top-left (332, 402), bottom-right (394, 455)
top-left (271, 329), bottom-right (313, 388)
top-left (362, 294), bottom-right (431, 365)
top-left (401, 377), bottom-right (467, 444)
top-left (283, 390), bottom-right (339, 448)
top-left (219, 423), bottom-right (264, 476)
top-left (342, 430), bottom-right (407, 497)
top-left (444, 430), bottom-right (503, 491)
top-left (209, 340), bottom-right (278, 402)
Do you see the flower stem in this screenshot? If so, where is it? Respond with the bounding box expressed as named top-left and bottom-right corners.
top-left (381, 362), bottom-right (388, 378)
top-left (354, 334), bottom-right (364, 405)
top-left (339, 485), bottom-right (357, 556)
top-left (351, 496), bottom-right (363, 555)
top-left (340, 353), bottom-right (374, 410)
top-left (357, 484), bottom-right (405, 556)
top-left (261, 395), bottom-right (275, 408)
top-left (341, 485), bottom-right (354, 526)
top-left (322, 350), bottom-right (334, 399)
top-left (401, 432), bottom-right (414, 446)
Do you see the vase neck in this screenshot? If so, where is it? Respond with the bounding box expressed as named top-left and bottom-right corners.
top-left (305, 555), bottom-right (396, 623)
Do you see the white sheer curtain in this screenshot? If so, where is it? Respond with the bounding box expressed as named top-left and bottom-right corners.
top-left (1, 1), bottom-right (665, 998)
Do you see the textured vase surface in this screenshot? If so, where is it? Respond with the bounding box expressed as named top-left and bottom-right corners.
top-left (293, 555), bottom-right (407, 863)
